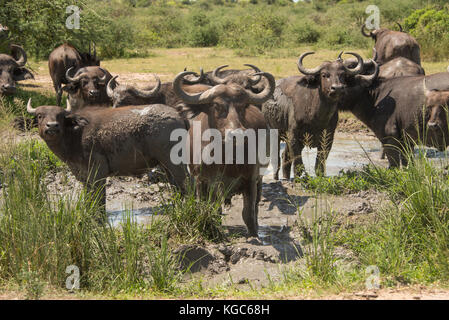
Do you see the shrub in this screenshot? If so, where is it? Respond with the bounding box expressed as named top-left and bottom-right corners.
top-left (291, 21), bottom-right (320, 44)
top-left (404, 6), bottom-right (449, 61)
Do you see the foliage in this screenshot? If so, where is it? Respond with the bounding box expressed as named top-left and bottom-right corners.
top-left (2, 0), bottom-right (445, 59)
top-left (404, 5), bottom-right (449, 61)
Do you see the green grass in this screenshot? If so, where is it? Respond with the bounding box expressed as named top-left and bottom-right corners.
top-left (0, 139), bottom-right (230, 297)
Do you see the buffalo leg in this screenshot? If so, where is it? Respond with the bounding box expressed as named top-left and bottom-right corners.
top-left (383, 139), bottom-right (402, 168)
top-left (159, 160), bottom-right (187, 195)
top-left (282, 146), bottom-right (291, 179)
top-left (274, 135), bottom-right (281, 180)
top-left (242, 175), bottom-right (259, 237)
top-left (289, 136), bottom-right (305, 179)
top-left (53, 82), bottom-right (62, 106)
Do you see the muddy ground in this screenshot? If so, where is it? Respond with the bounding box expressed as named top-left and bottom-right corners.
top-left (6, 75), bottom-right (449, 299)
top-left (40, 127), bottom-right (389, 292)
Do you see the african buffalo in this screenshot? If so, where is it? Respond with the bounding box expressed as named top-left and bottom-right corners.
top-left (262, 52), bottom-right (378, 179)
top-left (201, 64), bottom-right (266, 93)
top-left (0, 45), bottom-right (34, 95)
top-left (345, 55), bottom-right (424, 80)
top-left (173, 69), bottom-right (275, 237)
top-left (106, 71), bottom-right (210, 108)
top-left (26, 98), bottom-right (188, 210)
top-left (62, 66), bottom-right (113, 111)
top-left (48, 43), bottom-right (100, 106)
top-left (340, 72), bottom-right (449, 167)
top-left (361, 23), bottom-right (421, 66)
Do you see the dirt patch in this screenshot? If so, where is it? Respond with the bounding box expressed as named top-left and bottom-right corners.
top-left (319, 285), bottom-right (449, 300)
top-left (337, 116), bottom-right (372, 135)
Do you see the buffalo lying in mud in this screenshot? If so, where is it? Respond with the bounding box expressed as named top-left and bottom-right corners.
top-left (62, 66), bottom-right (114, 111)
top-left (0, 45), bottom-right (34, 95)
top-left (173, 69), bottom-right (275, 237)
top-left (262, 51), bottom-right (378, 179)
top-left (361, 23), bottom-right (421, 66)
top-left (48, 43), bottom-right (100, 106)
top-left (26, 98), bottom-right (188, 211)
top-left (106, 71), bottom-right (210, 108)
top-left (340, 72), bottom-right (449, 167)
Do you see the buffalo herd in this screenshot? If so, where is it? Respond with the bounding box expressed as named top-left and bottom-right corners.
top-left (2, 23), bottom-right (449, 236)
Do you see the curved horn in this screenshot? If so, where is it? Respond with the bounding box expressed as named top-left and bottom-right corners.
top-left (173, 71), bottom-right (220, 105)
top-left (10, 45), bottom-right (27, 67)
top-left (26, 98), bottom-right (36, 114)
top-left (106, 75), bottom-right (118, 98)
top-left (98, 67), bottom-right (108, 82)
top-left (337, 51), bottom-right (344, 61)
top-left (372, 47), bottom-right (378, 62)
top-left (297, 52), bottom-right (323, 76)
top-left (396, 22), bottom-right (403, 32)
top-left (243, 64), bottom-right (262, 85)
top-left (130, 74), bottom-right (161, 98)
top-left (65, 67), bottom-right (83, 83)
top-left (342, 52), bottom-right (364, 75)
top-left (66, 99), bottom-right (72, 112)
top-left (246, 72), bottom-right (276, 105)
top-left (182, 68), bottom-right (205, 85)
top-left (361, 24), bottom-right (374, 38)
top-left (210, 65), bottom-right (230, 84)
top-left (355, 59), bottom-right (379, 83)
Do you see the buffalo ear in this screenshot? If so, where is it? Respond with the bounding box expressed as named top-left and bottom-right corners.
top-left (65, 113), bottom-right (89, 129)
top-left (62, 83), bottom-right (78, 94)
top-left (13, 68), bottom-right (34, 81)
top-left (297, 75), bottom-right (319, 88)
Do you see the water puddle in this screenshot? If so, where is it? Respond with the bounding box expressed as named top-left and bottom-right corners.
top-left (264, 137), bottom-right (385, 179)
top-left (107, 136), bottom-right (449, 225)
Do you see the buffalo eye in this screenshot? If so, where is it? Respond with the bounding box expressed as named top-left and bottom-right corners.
top-left (322, 73), bottom-right (330, 78)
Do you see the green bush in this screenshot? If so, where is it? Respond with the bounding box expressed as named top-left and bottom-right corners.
top-left (291, 21), bottom-right (321, 44)
top-left (0, 0), bottom-right (445, 60)
top-left (404, 6), bottom-right (449, 61)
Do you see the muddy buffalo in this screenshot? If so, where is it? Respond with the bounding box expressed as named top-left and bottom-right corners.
top-left (340, 72), bottom-right (449, 167)
top-left (0, 45), bottom-right (33, 95)
top-left (26, 98), bottom-right (188, 210)
top-left (424, 84), bottom-right (449, 150)
top-left (361, 23), bottom-right (421, 66)
top-left (173, 69), bottom-right (275, 237)
top-left (262, 52), bottom-right (378, 179)
top-left (48, 43), bottom-right (100, 106)
top-left (62, 66), bottom-right (113, 111)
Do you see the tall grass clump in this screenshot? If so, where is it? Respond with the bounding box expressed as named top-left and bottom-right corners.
top-left (276, 197), bottom-right (359, 291)
top-left (296, 164), bottom-right (402, 195)
top-left (0, 140), bottom-right (184, 295)
top-left (159, 178), bottom-right (228, 243)
top-left (342, 146), bottom-right (449, 285)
